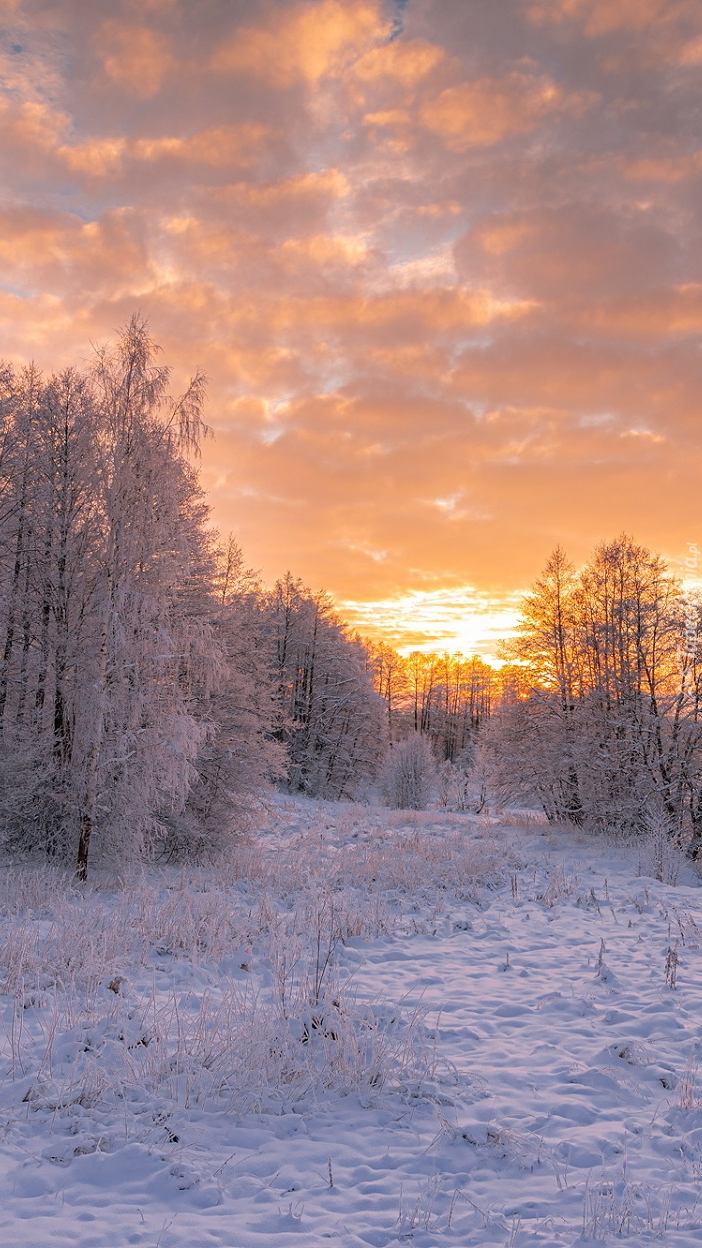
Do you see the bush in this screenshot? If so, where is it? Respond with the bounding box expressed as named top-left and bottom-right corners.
top-left (380, 735), bottom-right (437, 810)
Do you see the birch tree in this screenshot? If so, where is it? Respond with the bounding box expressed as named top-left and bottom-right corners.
top-left (487, 536), bottom-right (702, 840)
top-left (73, 317), bottom-right (216, 877)
top-left (0, 320), bottom-right (233, 877)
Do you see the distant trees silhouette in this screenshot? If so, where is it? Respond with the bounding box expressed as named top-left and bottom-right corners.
top-left (369, 644), bottom-right (494, 758)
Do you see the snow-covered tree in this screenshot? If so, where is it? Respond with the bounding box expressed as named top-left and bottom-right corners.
top-left (0, 319), bottom-right (269, 876)
top-left (170, 537), bottom-right (286, 857)
top-left (380, 733), bottom-right (437, 810)
top-left (264, 574), bottom-right (386, 800)
top-left (487, 536), bottom-right (702, 840)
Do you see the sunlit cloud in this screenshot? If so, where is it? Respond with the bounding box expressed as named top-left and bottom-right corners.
top-left (420, 73), bottom-right (590, 152)
top-left (339, 587), bottom-right (525, 662)
top-left (527, 0), bottom-right (677, 33)
top-left (212, 0), bottom-right (387, 88)
top-left (95, 20), bottom-right (176, 98)
top-left (353, 35), bottom-right (444, 87)
top-left (679, 35), bottom-right (702, 65)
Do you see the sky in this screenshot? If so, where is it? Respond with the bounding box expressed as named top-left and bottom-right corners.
top-left (1, 0), bottom-right (701, 657)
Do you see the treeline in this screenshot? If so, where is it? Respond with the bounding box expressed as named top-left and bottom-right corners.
top-left (368, 645), bottom-right (494, 761)
top-left (0, 320), bottom-right (386, 876)
top-left (362, 647), bottom-right (496, 812)
top-left (485, 538), bottom-right (702, 842)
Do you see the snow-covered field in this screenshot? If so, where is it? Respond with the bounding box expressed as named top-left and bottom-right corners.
top-left (1, 799), bottom-right (702, 1247)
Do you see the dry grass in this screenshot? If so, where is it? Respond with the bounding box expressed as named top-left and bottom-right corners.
top-left (0, 808), bottom-right (507, 1130)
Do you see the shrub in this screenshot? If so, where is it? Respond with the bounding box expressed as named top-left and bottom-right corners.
top-left (380, 735), bottom-right (437, 810)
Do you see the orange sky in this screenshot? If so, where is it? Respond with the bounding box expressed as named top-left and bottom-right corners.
top-left (1, 0), bottom-right (701, 658)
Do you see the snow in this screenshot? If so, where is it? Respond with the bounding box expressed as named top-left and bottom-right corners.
top-left (1, 800), bottom-right (702, 1246)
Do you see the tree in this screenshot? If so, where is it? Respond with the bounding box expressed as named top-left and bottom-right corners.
top-left (70, 317), bottom-right (218, 877)
top-left (574, 536), bottom-right (695, 835)
top-left (264, 574), bottom-right (386, 800)
top-left (498, 546), bottom-right (584, 823)
top-left (369, 644), bottom-right (494, 762)
top-left (368, 641), bottom-right (408, 739)
top-left (171, 537), bottom-right (286, 856)
top-left (0, 319), bottom-right (238, 877)
top-left (487, 536), bottom-right (702, 840)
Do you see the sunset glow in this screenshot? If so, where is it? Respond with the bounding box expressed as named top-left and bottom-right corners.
top-left (340, 586), bottom-right (525, 661)
top-left (2, 0), bottom-right (701, 652)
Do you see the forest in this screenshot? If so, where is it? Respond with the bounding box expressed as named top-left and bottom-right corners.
top-left (0, 322), bottom-right (700, 880)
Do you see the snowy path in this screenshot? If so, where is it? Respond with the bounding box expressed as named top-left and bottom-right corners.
top-left (1, 813), bottom-right (702, 1247)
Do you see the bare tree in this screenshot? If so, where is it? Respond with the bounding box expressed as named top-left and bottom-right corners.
top-left (487, 536), bottom-right (702, 840)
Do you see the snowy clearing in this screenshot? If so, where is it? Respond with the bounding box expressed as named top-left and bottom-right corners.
top-left (1, 799), bottom-right (702, 1247)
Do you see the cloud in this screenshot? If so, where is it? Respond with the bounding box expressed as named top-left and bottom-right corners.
top-left (458, 203), bottom-right (678, 300)
top-left (94, 20), bottom-right (176, 97)
top-left (419, 72), bottom-right (585, 151)
top-left (212, 0), bottom-right (386, 88)
top-left (0, 205), bottom-right (153, 300)
top-left (1, 0), bottom-right (701, 645)
top-left (527, 0), bottom-right (681, 33)
top-left (679, 35), bottom-right (702, 64)
top-left (339, 586), bottom-right (525, 659)
top-left (353, 36), bottom-right (444, 87)
top-left (0, 96), bottom-right (68, 158)
top-left (623, 150), bottom-right (702, 183)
